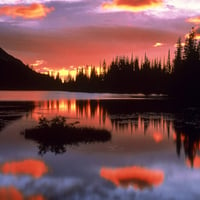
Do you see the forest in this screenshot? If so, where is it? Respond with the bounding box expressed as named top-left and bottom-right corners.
top-left (64, 28), bottom-right (200, 97)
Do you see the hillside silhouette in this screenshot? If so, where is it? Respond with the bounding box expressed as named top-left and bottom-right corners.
top-left (0, 48), bottom-right (63, 90)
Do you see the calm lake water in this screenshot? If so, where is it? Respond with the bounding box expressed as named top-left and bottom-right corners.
top-left (0, 91), bottom-right (200, 200)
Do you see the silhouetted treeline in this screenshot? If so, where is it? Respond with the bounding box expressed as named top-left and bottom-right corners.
top-left (65, 54), bottom-right (171, 93)
top-left (1, 28), bottom-right (200, 96)
top-left (65, 28), bottom-right (200, 97)
top-left (172, 28), bottom-right (200, 97)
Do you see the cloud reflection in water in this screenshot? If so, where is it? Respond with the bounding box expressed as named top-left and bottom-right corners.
top-left (100, 166), bottom-right (164, 190)
top-left (0, 187), bottom-right (23, 200)
top-left (1, 159), bottom-right (48, 178)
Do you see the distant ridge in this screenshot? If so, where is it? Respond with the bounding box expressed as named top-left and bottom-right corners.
top-left (0, 48), bottom-right (21, 63)
top-left (0, 47), bottom-right (62, 90)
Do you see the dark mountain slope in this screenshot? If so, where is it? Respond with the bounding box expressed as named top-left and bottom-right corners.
top-left (0, 48), bottom-right (62, 90)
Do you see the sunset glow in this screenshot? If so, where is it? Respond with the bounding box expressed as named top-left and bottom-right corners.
top-left (31, 60), bottom-right (46, 67)
top-left (34, 65), bottom-right (102, 81)
top-left (174, 42), bottom-right (185, 48)
top-left (153, 42), bottom-right (164, 47)
top-left (187, 16), bottom-right (200, 24)
top-left (102, 0), bottom-right (163, 12)
top-left (0, 3), bottom-right (54, 19)
top-left (195, 35), bottom-right (200, 40)
top-left (185, 33), bottom-right (200, 40)
top-left (100, 166), bottom-right (164, 190)
top-left (1, 159), bottom-right (48, 178)
top-left (0, 0), bottom-right (198, 72)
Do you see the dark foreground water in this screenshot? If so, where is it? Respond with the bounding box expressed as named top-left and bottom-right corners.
top-left (0, 91), bottom-right (200, 200)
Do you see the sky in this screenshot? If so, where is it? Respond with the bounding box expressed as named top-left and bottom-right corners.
top-left (0, 0), bottom-right (200, 76)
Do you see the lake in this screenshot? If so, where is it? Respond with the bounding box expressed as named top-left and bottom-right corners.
top-left (0, 91), bottom-right (200, 200)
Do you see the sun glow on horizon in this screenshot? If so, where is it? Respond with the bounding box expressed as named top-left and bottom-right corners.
top-left (153, 42), bottom-right (164, 47)
top-left (187, 16), bottom-right (200, 24)
top-left (33, 65), bottom-right (102, 82)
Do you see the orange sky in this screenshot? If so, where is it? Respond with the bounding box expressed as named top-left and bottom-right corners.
top-left (0, 3), bottom-right (54, 19)
top-left (102, 0), bottom-right (163, 12)
top-left (0, 0), bottom-right (200, 76)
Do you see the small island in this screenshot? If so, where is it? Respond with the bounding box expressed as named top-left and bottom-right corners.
top-left (22, 116), bottom-right (111, 155)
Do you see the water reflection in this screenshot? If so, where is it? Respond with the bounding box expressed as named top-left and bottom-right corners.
top-left (0, 159), bottom-right (47, 199)
top-left (0, 102), bottom-right (34, 131)
top-left (33, 99), bottom-right (174, 135)
top-left (22, 116), bottom-right (111, 155)
top-left (30, 99), bottom-right (200, 163)
top-left (174, 130), bottom-right (200, 167)
top-left (186, 156), bottom-right (200, 168)
top-left (153, 132), bottom-right (163, 143)
top-left (27, 195), bottom-right (46, 200)
top-left (1, 96), bottom-right (200, 199)
top-left (172, 109), bottom-right (200, 167)
top-left (100, 166), bottom-right (164, 190)
top-left (33, 100), bottom-right (109, 127)
top-left (0, 187), bottom-right (23, 200)
top-left (34, 100), bottom-right (174, 138)
top-left (1, 159), bottom-right (48, 178)
top-left (0, 187), bottom-right (46, 200)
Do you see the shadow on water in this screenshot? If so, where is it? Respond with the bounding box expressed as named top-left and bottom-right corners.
top-left (173, 108), bottom-right (200, 167)
top-left (34, 99), bottom-right (200, 163)
top-left (22, 116), bottom-right (111, 155)
top-left (100, 100), bottom-right (200, 167)
top-left (0, 101), bottom-right (35, 131)
top-left (8, 97), bottom-right (199, 164)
